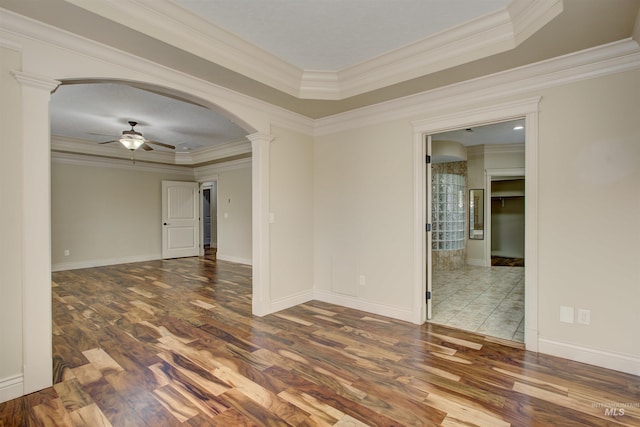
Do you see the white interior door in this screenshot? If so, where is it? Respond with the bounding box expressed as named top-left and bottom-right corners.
top-left (162, 180), bottom-right (200, 259)
top-left (426, 135), bottom-right (433, 319)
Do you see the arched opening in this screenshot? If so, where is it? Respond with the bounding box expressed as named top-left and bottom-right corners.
top-left (43, 78), bottom-right (268, 391)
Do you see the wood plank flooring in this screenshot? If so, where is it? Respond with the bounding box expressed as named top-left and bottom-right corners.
top-left (1, 254), bottom-right (639, 426)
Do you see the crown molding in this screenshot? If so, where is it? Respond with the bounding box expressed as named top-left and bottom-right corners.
top-left (52, 135), bottom-right (252, 167)
top-left (332, 0), bottom-right (563, 100)
top-left (63, 0), bottom-right (304, 96)
top-left (174, 139), bottom-right (251, 165)
top-left (61, 0), bottom-right (562, 101)
top-left (11, 70), bottom-right (60, 91)
top-left (51, 150), bottom-right (194, 176)
top-left (0, 8), bottom-right (313, 137)
top-left (0, 36), bottom-right (22, 52)
top-left (315, 39), bottom-right (640, 136)
top-left (51, 135), bottom-right (176, 163)
top-left (194, 157), bottom-right (252, 182)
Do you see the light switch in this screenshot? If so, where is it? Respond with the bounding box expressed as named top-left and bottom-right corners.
top-left (560, 306), bottom-right (574, 323)
top-left (269, 212), bottom-right (275, 223)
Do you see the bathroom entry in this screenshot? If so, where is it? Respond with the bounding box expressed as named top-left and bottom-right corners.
top-left (427, 119), bottom-right (526, 342)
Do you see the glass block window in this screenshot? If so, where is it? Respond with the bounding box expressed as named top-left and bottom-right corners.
top-left (432, 173), bottom-right (465, 251)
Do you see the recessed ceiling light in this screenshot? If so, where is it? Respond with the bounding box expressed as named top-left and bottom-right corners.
top-left (513, 125), bottom-right (524, 130)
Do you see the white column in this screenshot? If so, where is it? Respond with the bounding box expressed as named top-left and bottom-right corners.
top-left (248, 132), bottom-right (273, 316)
top-left (12, 71), bottom-right (60, 394)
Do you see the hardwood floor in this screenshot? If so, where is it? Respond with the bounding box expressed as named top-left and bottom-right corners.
top-left (1, 254), bottom-right (639, 426)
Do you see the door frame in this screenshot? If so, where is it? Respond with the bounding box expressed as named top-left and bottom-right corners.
top-left (485, 169), bottom-right (525, 267)
top-left (200, 180), bottom-right (218, 255)
top-left (412, 97), bottom-right (540, 351)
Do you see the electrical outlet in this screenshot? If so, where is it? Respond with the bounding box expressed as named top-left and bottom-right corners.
top-left (577, 309), bottom-right (591, 325)
top-left (359, 275), bottom-right (366, 286)
top-left (64, 249), bottom-right (70, 256)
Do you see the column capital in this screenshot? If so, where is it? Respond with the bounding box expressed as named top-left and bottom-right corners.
top-left (11, 70), bottom-right (60, 92)
top-left (246, 132), bottom-right (274, 145)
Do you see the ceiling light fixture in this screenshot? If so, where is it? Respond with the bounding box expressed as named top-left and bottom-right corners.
top-left (513, 125), bottom-right (524, 130)
top-left (119, 121), bottom-right (145, 151)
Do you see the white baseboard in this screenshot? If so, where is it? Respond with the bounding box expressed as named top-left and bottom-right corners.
top-left (313, 290), bottom-right (415, 323)
top-left (538, 338), bottom-right (640, 376)
top-left (0, 374), bottom-right (23, 404)
top-left (467, 257), bottom-right (486, 267)
top-left (52, 254), bottom-right (162, 271)
top-left (216, 253), bottom-right (252, 265)
top-left (270, 290), bottom-right (314, 314)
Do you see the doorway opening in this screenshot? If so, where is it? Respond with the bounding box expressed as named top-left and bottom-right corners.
top-left (427, 120), bottom-right (526, 343)
top-left (201, 181), bottom-right (218, 258)
top-left (413, 98), bottom-right (541, 351)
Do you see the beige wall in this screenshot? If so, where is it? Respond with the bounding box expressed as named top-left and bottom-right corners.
top-left (217, 166), bottom-right (252, 264)
top-left (315, 121), bottom-right (416, 314)
top-left (536, 70), bottom-right (640, 358)
top-left (1, 10), bottom-right (638, 401)
top-left (0, 46), bottom-right (24, 388)
top-left (465, 147), bottom-right (485, 263)
top-left (51, 161), bottom-right (192, 269)
top-left (314, 69), bottom-right (640, 363)
top-left (466, 146), bottom-right (525, 264)
top-left (270, 126), bottom-right (314, 302)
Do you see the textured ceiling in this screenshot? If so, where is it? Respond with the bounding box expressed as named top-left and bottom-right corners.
top-left (2, 0), bottom-right (639, 159)
top-left (174, 0), bottom-right (509, 70)
top-left (51, 83), bottom-right (247, 152)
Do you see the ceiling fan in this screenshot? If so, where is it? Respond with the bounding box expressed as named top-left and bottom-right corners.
top-left (100, 121), bottom-right (176, 151)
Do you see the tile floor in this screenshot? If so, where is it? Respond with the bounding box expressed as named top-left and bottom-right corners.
top-left (430, 265), bottom-right (525, 342)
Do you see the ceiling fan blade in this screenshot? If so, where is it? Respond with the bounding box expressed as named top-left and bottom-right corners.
top-left (141, 143), bottom-right (154, 151)
top-left (146, 140), bottom-right (175, 150)
top-left (99, 140), bottom-right (117, 144)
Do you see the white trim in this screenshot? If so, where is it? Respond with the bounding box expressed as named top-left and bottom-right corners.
top-left (51, 150), bottom-right (194, 176)
top-left (215, 254), bottom-right (252, 266)
top-left (270, 290), bottom-right (314, 314)
top-left (13, 71), bottom-right (60, 395)
top-left (412, 97), bottom-right (540, 352)
top-left (51, 135), bottom-right (251, 167)
top-left (0, 374), bottom-right (23, 404)
top-left (193, 157), bottom-right (252, 182)
top-left (52, 254), bottom-right (162, 272)
top-left (314, 290), bottom-right (415, 323)
top-left (180, 139), bottom-right (251, 166)
top-left (0, 8), bottom-right (312, 137)
top-left (0, 36), bottom-right (22, 52)
top-left (249, 133), bottom-right (273, 317)
top-left (64, 0), bottom-right (561, 100)
top-left (539, 338), bottom-right (640, 376)
top-left (64, 0), bottom-right (304, 97)
top-left (335, 0), bottom-right (563, 99)
top-left (316, 39), bottom-right (640, 136)
top-left (485, 168), bottom-right (526, 267)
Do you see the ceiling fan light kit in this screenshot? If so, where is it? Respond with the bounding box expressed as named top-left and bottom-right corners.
top-left (119, 133), bottom-right (145, 150)
top-left (119, 121), bottom-right (145, 151)
top-left (98, 121), bottom-right (177, 157)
